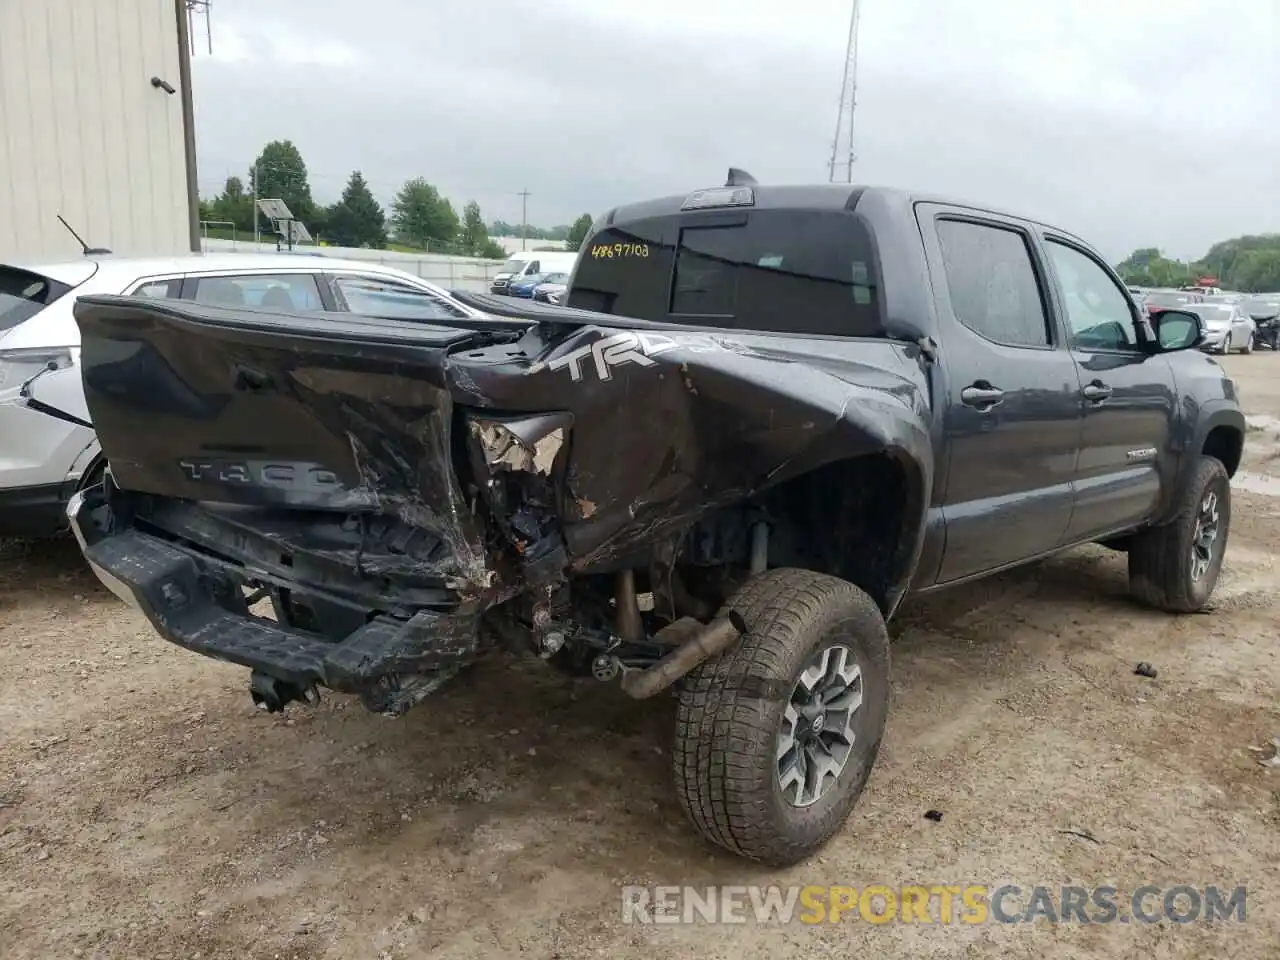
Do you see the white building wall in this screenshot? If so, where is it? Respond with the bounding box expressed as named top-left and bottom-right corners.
top-left (0, 0), bottom-right (193, 260)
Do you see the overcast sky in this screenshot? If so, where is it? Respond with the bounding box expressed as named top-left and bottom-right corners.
top-left (191, 0), bottom-right (1278, 261)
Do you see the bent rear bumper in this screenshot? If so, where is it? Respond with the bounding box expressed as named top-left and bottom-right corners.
top-left (68, 486), bottom-right (483, 712)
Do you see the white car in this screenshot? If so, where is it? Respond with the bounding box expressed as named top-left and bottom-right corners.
top-left (0, 253), bottom-right (487, 537)
top-left (1184, 302), bottom-right (1257, 355)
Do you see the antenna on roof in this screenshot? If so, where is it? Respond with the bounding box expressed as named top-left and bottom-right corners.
top-left (56, 214), bottom-right (112, 257)
top-left (725, 168), bottom-right (758, 187)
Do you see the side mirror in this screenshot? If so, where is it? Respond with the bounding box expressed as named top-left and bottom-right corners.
top-left (1152, 309), bottom-right (1205, 352)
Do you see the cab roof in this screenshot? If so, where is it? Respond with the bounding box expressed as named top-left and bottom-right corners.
top-left (600, 181), bottom-right (1090, 248)
top-left (600, 184), bottom-right (869, 226)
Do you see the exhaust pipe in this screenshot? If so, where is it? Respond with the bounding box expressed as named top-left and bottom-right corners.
top-left (621, 610), bottom-right (747, 700)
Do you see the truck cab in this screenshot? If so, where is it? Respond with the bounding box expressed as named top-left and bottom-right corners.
top-left (566, 179), bottom-right (1243, 603)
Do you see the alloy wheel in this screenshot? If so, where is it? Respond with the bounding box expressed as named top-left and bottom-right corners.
top-left (776, 643), bottom-right (863, 807)
top-left (1190, 488), bottom-right (1221, 583)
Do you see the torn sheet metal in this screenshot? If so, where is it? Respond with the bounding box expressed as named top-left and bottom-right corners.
top-left (472, 421), bottom-right (564, 476)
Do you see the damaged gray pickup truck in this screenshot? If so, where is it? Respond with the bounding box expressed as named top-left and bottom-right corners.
top-left (68, 172), bottom-right (1244, 865)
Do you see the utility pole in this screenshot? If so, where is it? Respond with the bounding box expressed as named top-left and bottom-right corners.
top-left (518, 188), bottom-right (531, 252)
top-left (252, 160), bottom-right (259, 245)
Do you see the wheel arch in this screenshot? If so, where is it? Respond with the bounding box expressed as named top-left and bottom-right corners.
top-left (752, 441), bottom-right (931, 619)
top-left (1163, 403), bottom-right (1244, 524)
top-left (1201, 421), bottom-right (1243, 478)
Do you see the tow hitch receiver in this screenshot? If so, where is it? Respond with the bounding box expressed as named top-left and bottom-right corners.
top-left (249, 671), bottom-right (319, 713)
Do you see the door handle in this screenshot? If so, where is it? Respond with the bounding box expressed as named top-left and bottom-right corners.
top-left (1082, 380), bottom-right (1112, 404)
top-left (960, 381), bottom-right (1005, 409)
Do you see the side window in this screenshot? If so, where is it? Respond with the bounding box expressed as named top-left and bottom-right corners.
top-left (935, 219), bottom-right (1050, 348)
top-left (527, 261), bottom-right (540, 274)
top-left (192, 274), bottom-right (325, 311)
top-left (333, 276), bottom-right (468, 321)
top-left (129, 279), bottom-right (180, 299)
top-left (1044, 240), bottom-right (1138, 351)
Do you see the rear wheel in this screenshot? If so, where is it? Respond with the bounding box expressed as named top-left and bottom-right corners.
top-left (1128, 455), bottom-right (1230, 612)
top-left (1241, 332), bottom-right (1254, 354)
top-left (673, 568), bottom-right (890, 865)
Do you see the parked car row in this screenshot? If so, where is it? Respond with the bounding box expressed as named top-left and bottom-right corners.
top-left (0, 254), bottom-right (488, 538)
top-left (1128, 285), bottom-right (1280, 354)
top-left (487, 250), bottom-right (577, 297)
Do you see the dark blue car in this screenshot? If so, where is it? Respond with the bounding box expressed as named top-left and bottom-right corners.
top-left (508, 272), bottom-right (548, 298)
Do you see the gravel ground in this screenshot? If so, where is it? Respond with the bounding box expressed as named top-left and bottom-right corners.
top-left (1, 354), bottom-right (1278, 960)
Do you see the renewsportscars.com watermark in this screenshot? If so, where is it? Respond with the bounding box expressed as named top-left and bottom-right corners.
top-left (621, 884), bottom-right (1248, 926)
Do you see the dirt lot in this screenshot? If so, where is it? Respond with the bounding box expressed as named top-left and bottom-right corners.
top-left (2, 354), bottom-right (1279, 960)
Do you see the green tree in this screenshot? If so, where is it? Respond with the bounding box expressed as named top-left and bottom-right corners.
top-left (249, 140), bottom-right (315, 232)
top-left (1200, 235), bottom-right (1280, 290)
top-left (391, 177), bottom-right (459, 250)
top-left (565, 213), bottom-right (594, 252)
top-left (1114, 247), bottom-right (1195, 288)
top-left (1232, 248), bottom-right (1280, 292)
top-left (211, 175), bottom-right (255, 233)
top-left (460, 200), bottom-right (489, 255)
top-left (1118, 235), bottom-right (1280, 293)
top-left (324, 171), bottom-right (387, 248)
top-left (478, 238), bottom-right (507, 259)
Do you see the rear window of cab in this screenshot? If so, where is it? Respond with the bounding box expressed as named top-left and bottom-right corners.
top-left (567, 209), bottom-right (882, 337)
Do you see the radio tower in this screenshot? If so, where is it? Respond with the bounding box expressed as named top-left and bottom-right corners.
top-left (827, 1), bottom-right (862, 183)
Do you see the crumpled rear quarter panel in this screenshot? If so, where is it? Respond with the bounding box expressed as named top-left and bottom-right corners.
top-left (448, 325), bottom-right (933, 572)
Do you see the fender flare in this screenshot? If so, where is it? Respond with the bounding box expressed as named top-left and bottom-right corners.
top-left (1166, 403), bottom-right (1245, 520)
top-left (759, 406), bottom-right (933, 621)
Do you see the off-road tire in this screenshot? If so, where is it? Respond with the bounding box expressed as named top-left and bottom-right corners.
top-left (1128, 455), bottom-right (1231, 612)
top-left (673, 568), bottom-right (890, 865)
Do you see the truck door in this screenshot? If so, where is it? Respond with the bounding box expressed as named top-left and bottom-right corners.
top-left (1039, 236), bottom-right (1175, 540)
top-left (918, 207), bottom-right (1084, 583)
